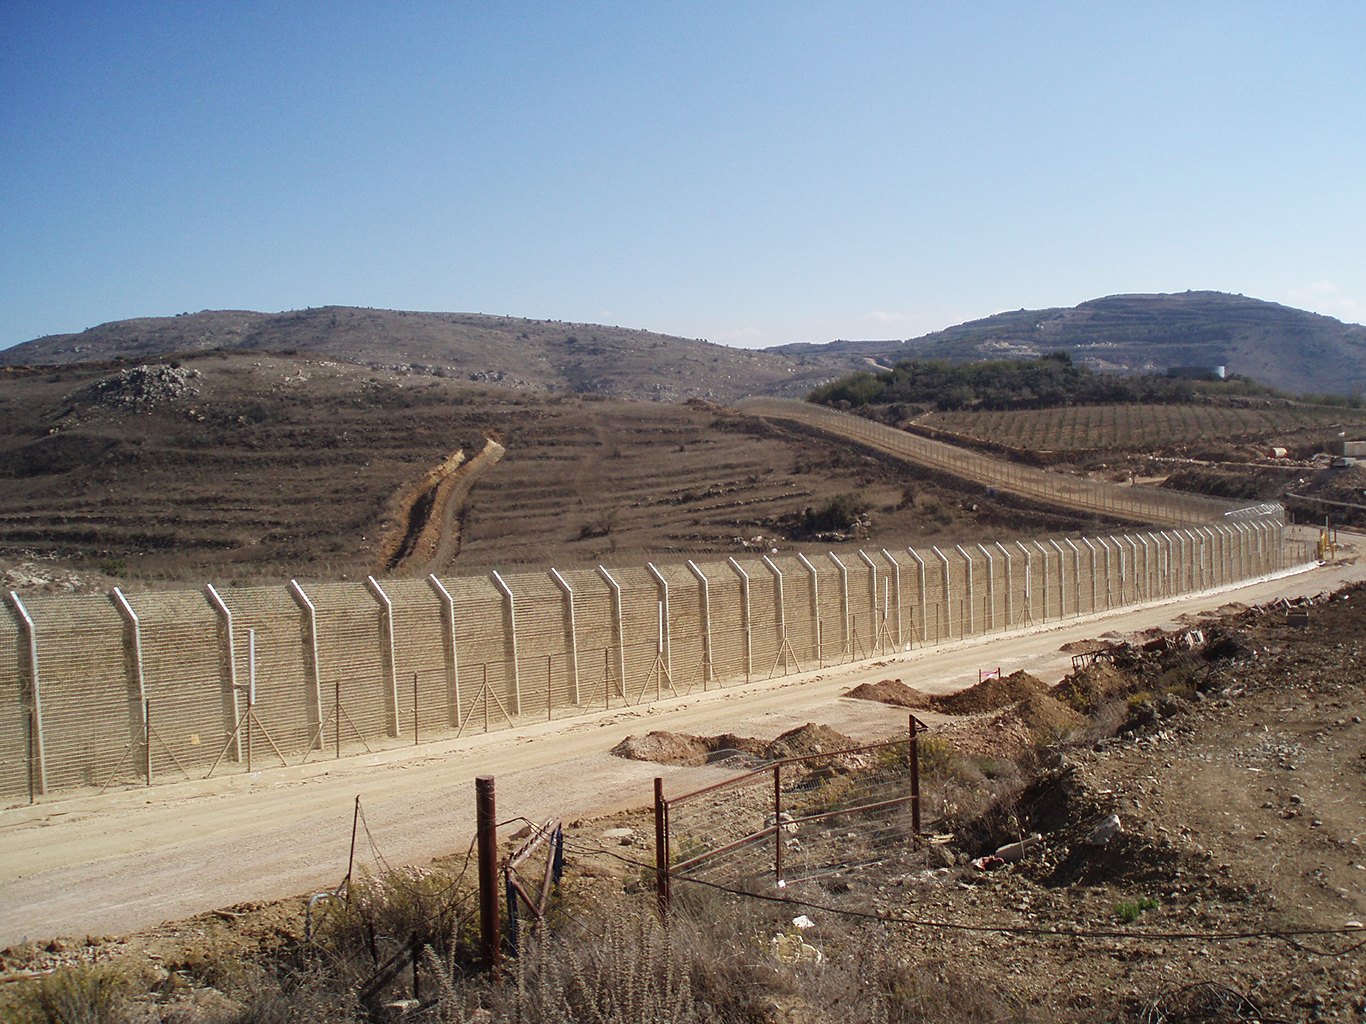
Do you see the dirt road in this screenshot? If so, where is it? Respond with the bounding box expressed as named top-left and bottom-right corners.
top-left (2, 534), bottom-right (1361, 947)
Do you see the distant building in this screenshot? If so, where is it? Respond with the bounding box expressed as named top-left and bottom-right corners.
top-left (1338, 439), bottom-right (1366, 458)
top-left (1166, 365), bottom-right (1227, 381)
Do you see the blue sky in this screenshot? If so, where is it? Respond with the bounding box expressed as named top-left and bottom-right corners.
top-left (2, 2), bottom-right (1364, 351)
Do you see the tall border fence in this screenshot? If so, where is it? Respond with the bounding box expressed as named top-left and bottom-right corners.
top-left (734, 399), bottom-right (1284, 526)
top-left (2, 519), bottom-right (1302, 803)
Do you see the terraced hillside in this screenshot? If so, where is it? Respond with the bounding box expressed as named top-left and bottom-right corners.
top-left (0, 353), bottom-right (1102, 588)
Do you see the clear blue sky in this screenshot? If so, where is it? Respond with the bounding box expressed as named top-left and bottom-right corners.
top-left (3, 2), bottom-right (1364, 351)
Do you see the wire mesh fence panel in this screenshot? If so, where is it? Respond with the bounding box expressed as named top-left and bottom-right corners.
top-left (128, 590), bottom-right (229, 779)
top-left (23, 594), bottom-right (134, 792)
top-left (0, 615), bottom-right (29, 802)
top-left (767, 555), bottom-right (815, 674)
top-left (383, 579), bottom-right (452, 737)
top-left (843, 556), bottom-right (876, 662)
top-left (441, 576), bottom-right (514, 730)
top-left (810, 559), bottom-right (845, 666)
top-left (734, 557), bottom-right (780, 681)
top-left (866, 551), bottom-right (903, 651)
top-left (501, 572), bottom-right (571, 720)
top-left (219, 586), bottom-right (315, 762)
top-left (613, 567), bottom-right (667, 704)
top-left (943, 550), bottom-right (969, 640)
top-left (658, 564), bottom-right (707, 693)
top-left (554, 569), bottom-right (616, 710)
top-left (665, 735), bottom-right (917, 892)
top-left (695, 562), bottom-right (748, 684)
top-left (309, 583), bottom-right (392, 741)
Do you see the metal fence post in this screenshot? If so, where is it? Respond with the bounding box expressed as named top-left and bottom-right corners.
top-left (549, 569), bottom-right (580, 706)
top-left (111, 587), bottom-right (148, 755)
top-left (977, 544), bottom-right (995, 631)
top-left (596, 566), bottom-right (627, 698)
top-left (909, 714), bottom-right (921, 836)
top-left (954, 545), bottom-right (975, 635)
top-left (931, 547), bottom-right (951, 641)
top-left (773, 762), bottom-right (784, 886)
top-left (204, 584), bottom-right (242, 761)
top-left (995, 542), bottom-right (1013, 628)
top-left (476, 776), bottom-right (500, 975)
top-left (686, 561), bottom-right (713, 687)
top-left (906, 547), bottom-right (928, 645)
top-left (366, 576), bottom-right (402, 736)
top-left (655, 776), bottom-right (670, 915)
top-left (761, 556), bottom-right (787, 672)
top-left (796, 553), bottom-right (822, 663)
top-left (488, 571), bottom-right (520, 718)
top-left (290, 580), bottom-right (326, 746)
top-left (727, 557), bottom-right (753, 680)
top-left (881, 549), bottom-right (904, 646)
top-left (647, 562), bottom-right (672, 681)
top-left (427, 575), bottom-right (462, 728)
top-left (6, 591), bottom-right (46, 798)
top-left (826, 552), bottom-right (850, 657)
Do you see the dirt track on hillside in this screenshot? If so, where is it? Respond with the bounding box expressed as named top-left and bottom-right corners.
top-left (1, 531), bottom-right (1361, 948)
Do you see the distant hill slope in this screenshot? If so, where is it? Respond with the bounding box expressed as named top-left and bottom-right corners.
top-left (0, 306), bottom-right (857, 402)
top-left (7, 292), bottom-right (1365, 399)
top-left (774, 292), bottom-right (1366, 397)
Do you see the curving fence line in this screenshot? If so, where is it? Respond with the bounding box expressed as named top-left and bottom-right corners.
top-left (734, 398), bottom-right (1282, 527)
top-left (0, 517), bottom-right (1306, 804)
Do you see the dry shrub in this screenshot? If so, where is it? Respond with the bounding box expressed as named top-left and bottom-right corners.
top-left (484, 902), bottom-right (710, 1024)
top-left (0, 964), bottom-right (132, 1024)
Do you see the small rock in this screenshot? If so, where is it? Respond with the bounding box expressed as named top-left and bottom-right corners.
top-left (1084, 814), bottom-right (1123, 846)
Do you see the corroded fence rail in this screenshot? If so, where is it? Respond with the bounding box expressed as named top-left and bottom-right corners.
top-left (1, 520), bottom-right (1301, 803)
top-left (735, 398), bottom-right (1281, 527)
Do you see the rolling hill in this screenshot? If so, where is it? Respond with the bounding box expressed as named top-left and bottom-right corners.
top-left (774, 291), bottom-right (1366, 397)
top-left (0, 306), bottom-right (856, 403)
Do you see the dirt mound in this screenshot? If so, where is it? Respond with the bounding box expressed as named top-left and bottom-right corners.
top-left (610, 723), bottom-right (859, 766)
top-left (844, 678), bottom-right (934, 708)
top-left (940, 693), bottom-right (1084, 762)
top-left (1051, 661), bottom-right (1134, 714)
top-left (767, 723), bottom-right (859, 760)
top-left (934, 670), bottom-right (1048, 714)
top-left (609, 731), bottom-right (711, 765)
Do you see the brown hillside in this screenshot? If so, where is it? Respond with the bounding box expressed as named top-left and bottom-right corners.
top-left (0, 352), bottom-right (1104, 588)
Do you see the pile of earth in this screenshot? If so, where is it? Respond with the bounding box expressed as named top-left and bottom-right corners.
top-left (843, 678), bottom-right (933, 708)
top-left (938, 692), bottom-right (1087, 762)
top-left (1050, 661), bottom-right (1134, 715)
top-left (610, 723), bottom-right (858, 767)
top-left (845, 669), bottom-right (1049, 714)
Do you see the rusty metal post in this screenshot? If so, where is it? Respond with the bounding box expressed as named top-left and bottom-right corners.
top-left (477, 775), bottom-right (500, 975)
top-left (909, 715), bottom-right (921, 837)
top-left (654, 777), bottom-right (670, 915)
top-left (773, 763), bottom-right (784, 886)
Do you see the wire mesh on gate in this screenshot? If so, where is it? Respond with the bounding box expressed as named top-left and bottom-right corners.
top-left (663, 731), bottom-right (920, 892)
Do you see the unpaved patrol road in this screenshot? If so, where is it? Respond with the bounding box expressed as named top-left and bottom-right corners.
top-left (1, 534), bottom-right (1362, 946)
